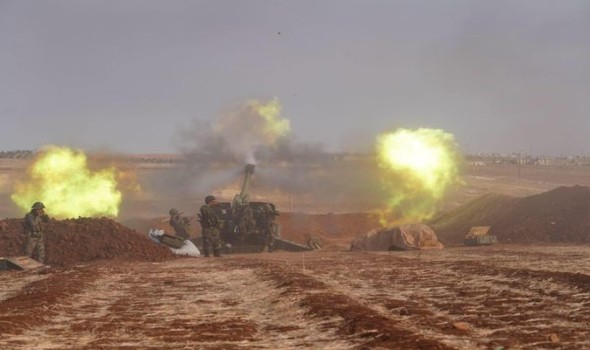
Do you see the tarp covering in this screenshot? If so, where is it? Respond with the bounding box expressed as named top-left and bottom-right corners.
top-left (149, 229), bottom-right (201, 257)
top-left (350, 223), bottom-right (444, 251)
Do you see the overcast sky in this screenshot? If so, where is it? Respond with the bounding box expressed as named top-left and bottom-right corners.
top-left (1, 0), bottom-right (589, 155)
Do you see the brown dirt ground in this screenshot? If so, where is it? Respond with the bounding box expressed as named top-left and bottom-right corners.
top-left (1, 246), bottom-right (589, 349)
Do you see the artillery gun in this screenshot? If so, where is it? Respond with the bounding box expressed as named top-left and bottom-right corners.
top-left (214, 164), bottom-right (312, 254)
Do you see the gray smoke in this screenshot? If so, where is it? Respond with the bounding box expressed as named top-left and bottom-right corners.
top-left (153, 101), bottom-right (388, 213)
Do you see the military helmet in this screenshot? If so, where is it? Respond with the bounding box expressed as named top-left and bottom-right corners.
top-left (205, 195), bottom-right (216, 204)
top-left (32, 202), bottom-right (45, 210)
top-left (169, 208), bottom-right (178, 216)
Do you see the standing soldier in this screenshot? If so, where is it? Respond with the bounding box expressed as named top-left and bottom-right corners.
top-left (198, 195), bottom-right (222, 257)
top-left (259, 204), bottom-right (279, 252)
top-left (232, 203), bottom-right (254, 242)
top-left (168, 208), bottom-right (191, 240)
top-left (23, 201), bottom-right (50, 263)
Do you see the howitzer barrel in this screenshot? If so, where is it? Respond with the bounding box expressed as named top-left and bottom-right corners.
top-left (235, 164), bottom-right (255, 205)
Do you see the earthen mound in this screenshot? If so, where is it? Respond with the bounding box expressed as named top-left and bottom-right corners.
top-left (0, 217), bottom-right (174, 268)
top-left (430, 193), bottom-right (517, 244)
top-left (490, 185), bottom-right (590, 243)
top-left (432, 186), bottom-right (590, 244)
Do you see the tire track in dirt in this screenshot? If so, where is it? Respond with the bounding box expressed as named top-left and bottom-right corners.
top-left (442, 245), bottom-right (590, 275)
top-left (231, 257), bottom-right (458, 350)
top-left (1, 258), bottom-right (358, 350)
top-left (0, 265), bottom-right (100, 338)
top-left (283, 252), bottom-right (589, 350)
top-left (448, 260), bottom-right (590, 292)
top-left (2, 248), bottom-right (588, 349)
top-left (442, 260), bottom-right (590, 349)
top-left (253, 253), bottom-right (486, 350)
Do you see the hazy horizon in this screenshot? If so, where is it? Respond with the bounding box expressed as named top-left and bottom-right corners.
top-left (2, 1), bottom-right (589, 156)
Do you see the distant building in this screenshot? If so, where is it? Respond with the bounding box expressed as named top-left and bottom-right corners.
top-left (470, 161), bottom-right (486, 166)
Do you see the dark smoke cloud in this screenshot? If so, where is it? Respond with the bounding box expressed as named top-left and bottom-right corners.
top-left (129, 100), bottom-right (345, 215)
top-left (165, 113), bottom-right (388, 213)
top-left (134, 97), bottom-right (386, 214)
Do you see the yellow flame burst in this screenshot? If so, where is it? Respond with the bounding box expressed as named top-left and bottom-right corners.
top-left (248, 98), bottom-right (290, 143)
top-left (376, 128), bottom-right (463, 226)
top-left (11, 146), bottom-right (123, 218)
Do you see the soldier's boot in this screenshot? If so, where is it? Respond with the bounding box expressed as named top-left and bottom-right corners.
top-left (213, 249), bottom-right (221, 257)
top-left (202, 248), bottom-right (210, 257)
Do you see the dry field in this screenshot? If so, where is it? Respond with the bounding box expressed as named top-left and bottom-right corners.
top-left (2, 245), bottom-right (589, 350)
top-left (2, 161), bottom-right (590, 349)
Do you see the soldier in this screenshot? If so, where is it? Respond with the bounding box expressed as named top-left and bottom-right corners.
top-left (23, 201), bottom-right (50, 263)
top-left (233, 204), bottom-right (254, 242)
top-left (168, 208), bottom-right (191, 240)
top-left (198, 195), bottom-right (222, 257)
top-left (259, 204), bottom-right (279, 252)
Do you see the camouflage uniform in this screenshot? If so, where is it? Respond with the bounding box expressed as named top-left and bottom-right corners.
top-left (199, 202), bottom-right (222, 257)
top-left (233, 204), bottom-right (254, 242)
top-left (169, 210), bottom-right (191, 240)
top-left (23, 203), bottom-right (50, 263)
top-left (259, 204), bottom-right (279, 252)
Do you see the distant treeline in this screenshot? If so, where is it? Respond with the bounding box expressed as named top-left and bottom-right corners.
top-left (0, 150), bottom-right (33, 159)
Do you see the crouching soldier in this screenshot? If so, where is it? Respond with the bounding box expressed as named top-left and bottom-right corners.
top-left (168, 208), bottom-right (191, 240)
top-left (24, 201), bottom-right (50, 263)
top-left (199, 195), bottom-right (222, 257)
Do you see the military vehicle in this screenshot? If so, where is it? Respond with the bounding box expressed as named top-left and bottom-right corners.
top-left (210, 164), bottom-right (313, 254)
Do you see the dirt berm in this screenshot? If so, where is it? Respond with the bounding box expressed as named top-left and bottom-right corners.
top-left (0, 217), bottom-right (173, 268)
top-left (431, 185), bottom-right (590, 244)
